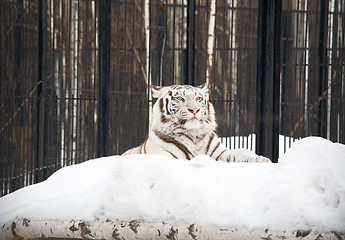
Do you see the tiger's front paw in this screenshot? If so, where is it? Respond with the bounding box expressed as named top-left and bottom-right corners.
top-left (254, 155), bottom-right (272, 163)
top-left (229, 149), bottom-right (272, 163)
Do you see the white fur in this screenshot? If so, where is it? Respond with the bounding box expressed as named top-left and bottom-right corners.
top-left (123, 84), bottom-right (271, 163)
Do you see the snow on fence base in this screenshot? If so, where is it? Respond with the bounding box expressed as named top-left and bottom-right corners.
top-left (1, 219), bottom-right (344, 240)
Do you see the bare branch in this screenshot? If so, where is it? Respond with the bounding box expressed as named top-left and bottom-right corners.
top-left (0, 81), bottom-right (41, 134)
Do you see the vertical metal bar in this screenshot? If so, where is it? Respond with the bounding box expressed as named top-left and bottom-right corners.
top-left (318, 0), bottom-right (328, 138)
top-left (273, 0), bottom-right (282, 162)
top-left (11, 0), bottom-right (23, 192)
top-left (256, 0), bottom-right (281, 162)
top-left (256, 0), bottom-right (269, 160)
top-left (186, 0), bottom-right (195, 86)
top-left (97, 0), bottom-right (110, 157)
top-left (339, 1), bottom-right (345, 143)
top-left (37, 0), bottom-right (47, 182)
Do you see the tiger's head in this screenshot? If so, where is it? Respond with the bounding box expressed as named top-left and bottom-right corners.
top-left (151, 84), bottom-right (217, 135)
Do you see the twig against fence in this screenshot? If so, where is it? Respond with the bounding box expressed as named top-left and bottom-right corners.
top-left (0, 81), bottom-right (41, 134)
top-left (0, 163), bottom-right (60, 182)
top-left (290, 75), bottom-right (335, 137)
top-left (125, 20), bottom-right (148, 85)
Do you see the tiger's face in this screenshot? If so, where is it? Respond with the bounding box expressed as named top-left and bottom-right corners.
top-left (151, 84), bottom-right (216, 132)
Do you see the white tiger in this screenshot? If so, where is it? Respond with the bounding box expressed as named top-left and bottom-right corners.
top-left (122, 84), bottom-right (271, 163)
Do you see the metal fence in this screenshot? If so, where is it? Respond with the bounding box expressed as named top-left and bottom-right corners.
top-left (1, 0), bottom-right (344, 197)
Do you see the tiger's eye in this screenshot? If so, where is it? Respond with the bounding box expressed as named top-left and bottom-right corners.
top-left (195, 96), bottom-right (202, 101)
top-left (177, 96), bottom-right (183, 101)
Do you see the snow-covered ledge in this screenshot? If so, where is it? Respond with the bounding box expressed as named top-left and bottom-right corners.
top-left (2, 218), bottom-right (344, 240)
top-left (1, 137), bottom-right (345, 239)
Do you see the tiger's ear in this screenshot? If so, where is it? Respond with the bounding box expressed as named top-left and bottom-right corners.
top-left (152, 85), bottom-right (164, 98)
top-left (197, 83), bottom-right (209, 95)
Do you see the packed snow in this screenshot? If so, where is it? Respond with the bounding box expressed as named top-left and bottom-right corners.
top-left (0, 136), bottom-right (344, 232)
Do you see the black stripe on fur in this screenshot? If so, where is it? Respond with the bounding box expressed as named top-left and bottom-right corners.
top-left (210, 141), bottom-right (220, 157)
top-left (153, 130), bottom-right (192, 160)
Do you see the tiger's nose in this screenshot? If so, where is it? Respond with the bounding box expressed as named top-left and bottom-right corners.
top-left (188, 107), bottom-right (200, 115)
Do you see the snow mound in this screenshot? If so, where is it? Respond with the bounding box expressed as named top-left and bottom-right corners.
top-left (0, 136), bottom-right (344, 232)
